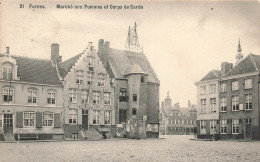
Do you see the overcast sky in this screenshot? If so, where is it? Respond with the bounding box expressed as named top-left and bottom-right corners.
top-left (1, 1), bottom-right (260, 107)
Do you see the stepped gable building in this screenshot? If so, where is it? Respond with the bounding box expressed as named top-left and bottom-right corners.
top-left (160, 92), bottom-right (197, 135)
top-left (57, 42), bottom-right (115, 140)
top-left (0, 47), bottom-right (64, 141)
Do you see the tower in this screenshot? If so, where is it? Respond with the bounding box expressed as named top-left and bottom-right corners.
top-left (164, 92), bottom-right (172, 107)
top-left (236, 38), bottom-right (243, 65)
top-left (125, 22), bottom-right (143, 53)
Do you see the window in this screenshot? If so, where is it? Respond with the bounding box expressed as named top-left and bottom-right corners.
top-left (141, 76), bottom-right (145, 83)
top-left (200, 120), bottom-right (206, 134)
top-left (80, 90), bottom-right (89, 104)
top-left (98, 73), bottom-right (105, 87)
top-left (119, 89), bottom-right (127, 102)
top-left (69, 109), bottom-right (77, 124)
top-left (133, 94), bottom-right (137, 101)
top-left (210, 98), bottom-right (216, 113)
top-left (93, 91), bottom-right (100, 104)
top-left (93, 110), bottom-right (101, 125)
top-left (200, 86), bottom-right (206, 95)
top-left (87, 72), bottom-right (94, 85)
top-left (3, 88), bottom-right (14, 103)
top-left (220, 119), bottom-right (227, 134)
top-left (232, 96), bottom-right (239, 111)
top-left (69, 89), bottom-right (77, 103)
top-left (43, 112), bottom-right (54, 127)
top-left (23, 112), bottom-right (35, 127)
top-left (87, 57), bottom-right (95, 67)
top-left (105, 111), bottom-right (111, 125)
top-left (104, 92), bottom-right (111, 105)
top-left (232, 81), bottom-right (239, 91)
top-left (47, 92), bottom-right (55, 104)
top-left (245, 118), bottom-right (251, 124)
top-left (232, 119), bottom-right (239, 134)
top-left (200, 99), bottom-right (206, 113)
top-left (209, 84), bottom-right (216, 94)
top-left (0, 114), bottom-right (2, 127)
top-left (76, 70), bottom-right (83, 84)
top-left (245, 79), bottom-right (252, 89)
top-left (220, 97), bottom-right (227, 112)
top-left (132, 108), bottom-right (137, 115)
top-left (245, 94), bottom-right (252, 110)
top-left (119, 109), bottom-right (127, 123)
top-left (210, 120), bottom-right (217, 134)
top-left (2, 63), bottom-right (13, 80)
top-left (72, 133), bottom-right (78, 139)
top-left (28, 90), bottom-right (37, 103)
top-left (220, 83), bottom-right (227, 92)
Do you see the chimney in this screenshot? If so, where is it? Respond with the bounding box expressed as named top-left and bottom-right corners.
top-left (88, 42), bottom-right (93, 51)
top-left (104, 41), bottom-right (110, 49)
top-left (51, 43), bottom-right (60, 65)
top-left (221, 62), bottom-right (231, 77)
top-left (188, 100), bottom-right (191, 107)
top-left (6, 47), bottom-right (10, 57)
top-left (98, 39), bottom-right (110, 67)
top-left (98, 39), bottom-right (104, 50)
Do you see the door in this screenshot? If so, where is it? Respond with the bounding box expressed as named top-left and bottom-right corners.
top-left (4, 114), bottom-right (13, 134)
top-left (245, 124), bottom-right (252, 139)
top-left (82, 110), bottom-right (88, 130)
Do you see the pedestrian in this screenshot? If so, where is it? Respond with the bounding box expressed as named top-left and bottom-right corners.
top-left (194, 127), bottom-right (197, 138)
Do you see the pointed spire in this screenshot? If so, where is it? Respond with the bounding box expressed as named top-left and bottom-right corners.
top-left (236, 38), bottom-right (243, 65)
top-left (237, 38), bottom-right (242, 53)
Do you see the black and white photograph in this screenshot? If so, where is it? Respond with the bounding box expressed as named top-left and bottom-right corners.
top-left (0, 0), bottom-right (260, 161)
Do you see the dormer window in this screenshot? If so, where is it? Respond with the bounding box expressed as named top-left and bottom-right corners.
top-left (2, 62), bottom-right (13, 80)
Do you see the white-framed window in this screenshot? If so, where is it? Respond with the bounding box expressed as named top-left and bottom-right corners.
top-left (200, 86), bottom-right (206, 95)
top-left (69, 109), bottom-right (77, 124)
top-left (232, 96), bottom-right (239, 111)
top-left (23, 112), bottom-right (35, 127)
top-left (209, 84), bottom-right (216, 94)
top-left (200, 99), bottom-right (206, 113)
top-left (105, 111), bottom-right (111, 125)
top-left (93, 91), bottom-right (100, 104)
top-left (104, 92), bottom-right (111, 105)
top-left (210, 98), bottom-right (216, 113)
top-left (0, 114), bottom-right (2, 127)
top-left (87, 57), bottom-right (95, 67)
top-left (3, 88), bottom-right (14, 103)
top-left (200, 120), bottom-right (206, 134)
top-left (245, 94), bottom-right (252, 110)
top-left (47, 92), bottom-right (55, 104)
top-left (232, 81), bottom-right (239, 91)
top-left (98, 73), bottom-right (105, 87)
top-left (28, 90), bottom-right (37, 103)
top-left (43, 112), bottom-right (54, 127)
top-left (220, 119), bottom-right (227, 134)
top-left (232, 119), bottom-right (239, 134)
top-left (69, 89), bottom-right (77, 103)
top-left (2, 63), bottom-right (13, 80)
top-left (76, 70), bottom-right (84, 84)
top-left (220, 97), bottom-right (227, 112)
top-left (220, 83), bottom-right (227, 92)
top-left (210, 120), bottom-right (217, 134)
top-left (245, 118), bottom-right (251, 124)
top-left (80, 90), bottom-right (89, 104)
top-left (93, 110), bottom-right (101, 125)
top-left (87, 72), bottom-right (94, 85)
top-left (244, 79), bottom-right (252, 89)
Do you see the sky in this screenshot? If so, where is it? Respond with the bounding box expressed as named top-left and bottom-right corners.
top-left (1, 1), bottom-right (260, 107)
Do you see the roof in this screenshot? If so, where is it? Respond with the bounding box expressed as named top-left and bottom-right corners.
top-left (125, 63), bottom-right (146, 76)
top-left (107, 48), bottom-right (159, 84)
top-left (58, 53), bottom-right (82, 78)
top-left (0, 54), bottom-right (61, 85)
top-left (224, 54), bottom-right (260, 77)
top-left (200, 70), bottom-right (221, 82)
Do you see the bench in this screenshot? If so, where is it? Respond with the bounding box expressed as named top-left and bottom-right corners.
top-left (18, 134), bottom-right (38, 140)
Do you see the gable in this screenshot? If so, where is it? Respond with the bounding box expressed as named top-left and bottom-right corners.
top-left (200, 70), bottom-right (220, 82)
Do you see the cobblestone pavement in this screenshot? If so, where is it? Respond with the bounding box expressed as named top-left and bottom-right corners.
top-left (0, 135), bottom-right (260, 162)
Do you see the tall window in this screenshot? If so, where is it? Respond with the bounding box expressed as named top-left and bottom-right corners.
top-left (246, 118), bottom-right (251, 124)
top-left (232, 96), bottom-right (239, 111)
top-left (69, 109), bottom-right (77, 124)
top-left (3, 88), bottom-right (14, 103)
top-left (105, 111), bottom-right (111, 125)
top-left (23, 112), bottom-right (35, 127)
top-left (104, 92), bottom-right (111, 105)
top-left (43, 112), bottom-right (54, 127)
top-left (220, 83), bottom-right (227, 92)
top-left (76, 70), bottom-right (83, 84)
top-left (141, 76), bottom-right (145, 83)
top-left (209, 84), bottom-right (216, 94)
top-left (87, 57), bottom-right (95, 67)
top-left (232, 81), bottom-right (239, 91)
top-left (119, 89), bottom-right (127, 102)
top-left (80, 90), bottom-right (89, 104)
top-left (200, 120), bottom-right (206, 134)
top-left (200, 99), bottom-right (206, 113)
top-left (220, 97), bottom-right (227, 112)
top-left (244, 79), bottom-right (252, 89)
top-left (69, 89), bottom-right (77, 103)
top-left (93, 91), bottom-right (100, 104)
top-left (210, 120), bottom-right (217, 134)
top-left (28, 90), bottom-right (37, 103)
top-left (47, 92), bottom-right (55, 104)
top-left (220, 119), bottom-right (227, 134)
top-left (232, 119), bottom-right (239, 134)
top-left (119, 109), bottom-right (127, 123)
top-left (200, 86), bottom-right (206, 95)
top-left (0, 114), bottom-right (2, 127)
top-left (87, 72), bottom-right (94, 85)
top-left (132, 108), bottom-right (137, 115)
top-left (245, 94), bottom-right (252, 110)
top-left (210, 98), bottom-right (216, 113)
top-left (93, 110), bottom-right (101, 125)
top-left (133, 94), bottom-right (137, 101)
top-left (2, 64), bottom-right (13, 80)
top-left (98, 73), bottom-right (105, 87)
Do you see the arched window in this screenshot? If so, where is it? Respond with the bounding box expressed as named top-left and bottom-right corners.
top-left (2, 62), bottom-right (13, 80)
top-left (28, 88), bottom-right (38, 104)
